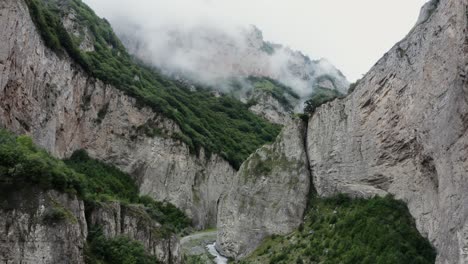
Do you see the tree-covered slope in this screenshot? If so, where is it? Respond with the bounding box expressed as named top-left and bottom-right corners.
top-left (24, 0), bottom-right (282, 169)
top-left (0, 129), bottom-right (190, 234)
top-left (242, 195), bottom-right (436, 264)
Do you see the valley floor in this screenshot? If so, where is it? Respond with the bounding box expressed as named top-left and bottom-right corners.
top-left (181, 230), bottom-right (227, 263)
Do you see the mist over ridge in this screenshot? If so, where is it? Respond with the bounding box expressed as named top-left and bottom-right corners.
top-left (93, 11), bottom-right (349, 110)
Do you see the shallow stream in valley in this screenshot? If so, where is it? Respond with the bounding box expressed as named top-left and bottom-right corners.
top-left (206, 243), bottom-right (228, 264)
top-left (180, 230), bottom-right (229, 263)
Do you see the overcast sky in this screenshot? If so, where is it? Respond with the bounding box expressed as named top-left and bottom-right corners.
top-left (83, 0), bottom-right (429, 82)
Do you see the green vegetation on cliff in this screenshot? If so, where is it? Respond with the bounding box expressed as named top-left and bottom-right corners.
top-left (0, 130), bottom-right (190, 233)
top-left (24, 0), bottom-right (281, 169)
top-left (0, 129), bottom-right (85, 196)
top-left (64, 150), bottom-right (190, 232)
top-left (242, 195), bottom-right (436, 264)
top-left (304, 87), bottom-right (343, 114)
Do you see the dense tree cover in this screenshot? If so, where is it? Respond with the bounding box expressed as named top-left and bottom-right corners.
top-left (0, 130), bottom-right (190, 233)
top-left (243, 195), bottom-right (436, 264)
top-left (64, 150), bottom-right (139, 203)
top-left (24, 0), bottom-right (282, 169)
top-left (0, 130), bottom-right (85, 195)
top-left (86, 227), bottom-right (160, 264)
top-left (303, 87), bottom-right (343, 114)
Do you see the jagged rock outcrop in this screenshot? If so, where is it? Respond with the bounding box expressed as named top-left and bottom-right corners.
top-left (217, 0), bottom-right (468, 263)
top-left (88, 202), bottom-right (181, 263)
top-left (0, 189), bottom-right (88, 264)
top-left (216, 119), bottom-right (311, 258)
top-left (0, 0), bottom-right (236, 229)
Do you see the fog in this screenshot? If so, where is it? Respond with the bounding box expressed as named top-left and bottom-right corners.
top-left (83, 0), bottom-right (428, 83)
top-left (116, 19), bottom-right (348, 99)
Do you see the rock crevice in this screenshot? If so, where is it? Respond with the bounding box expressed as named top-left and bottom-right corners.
top-left (216, 119), bottom-right (311, 259)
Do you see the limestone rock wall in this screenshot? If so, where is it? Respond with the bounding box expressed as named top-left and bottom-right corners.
top-left (0, 189), bottom-right (181, 264)
top-left (0, 189), bottom-right (87, 264)
top-left (216, 119), bottom-right (311, 258)
top-left (306, 0), bottom-right (468, 263)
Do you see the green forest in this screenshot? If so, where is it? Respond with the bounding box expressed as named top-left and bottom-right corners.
top-left (243, 195), bottom-right (436, 264)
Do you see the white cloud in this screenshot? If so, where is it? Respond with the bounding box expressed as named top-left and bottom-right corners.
top-left (83, 0), bottom-right (429, 81)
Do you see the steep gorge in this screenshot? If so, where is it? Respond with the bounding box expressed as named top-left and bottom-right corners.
top-left (1, 0), bottom-right (467, 262)
top-left (217, 0), bottom-right (468, 263)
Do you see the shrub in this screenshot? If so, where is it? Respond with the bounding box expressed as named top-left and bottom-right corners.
top-left (348, 79), bottom-right (361, 94)
top-left (304, 88), bottom-right (342, 114)
top-left (43, 207), bottom-right (72, 224)
top-left (0, 130), bottom-right (85, 196)
top-left (86, 227), bottom-right (160, 264)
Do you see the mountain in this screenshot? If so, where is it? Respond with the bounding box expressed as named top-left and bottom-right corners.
top-left (217, 0), bottom-right (468, 263)
top-left (0, 0), bottom-right (466, 263)
top-left (118, 23), bottom-right (349, 113)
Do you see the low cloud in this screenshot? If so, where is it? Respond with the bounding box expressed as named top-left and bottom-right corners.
top-left (84, 0), bottom-right (349, 106)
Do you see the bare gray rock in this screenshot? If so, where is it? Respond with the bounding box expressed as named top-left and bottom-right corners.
top-left (0, 189), bottom-right (181, 264)
top-left (0, 189), bottom-right (87, 264)
top-left (307, 0), bottom-right (468, 263)
top-left (216, 119), bottom-right (311, 259)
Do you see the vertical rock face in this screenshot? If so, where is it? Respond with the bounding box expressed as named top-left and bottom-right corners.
top-left (0, 189), bottom-right (87, 264)
top-left (307, 0), bottom-right (468, 263)
top-left (0, 189), bottom-right (181, 264)
top-left (88, 202), bottom-right (181, 263)
top-left (0, 0), bottom-right (236, 229)
top-left (216, 119), bottom-right (311, 258)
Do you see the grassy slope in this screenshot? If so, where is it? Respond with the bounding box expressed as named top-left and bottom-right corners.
top-left (242, 195), bottom-right (436, 264)
top-left (24, 0), bottom-right (282, 169)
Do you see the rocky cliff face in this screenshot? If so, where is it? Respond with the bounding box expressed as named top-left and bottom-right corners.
top-left (0, 0), bottom-right (235, 229)
top-left (88, 202), bottom-right (181, 263)
top-left (216, 119), bottom-right (311, 258)
top-left (307, 0), bottom-right (468, 263)
top-left (0, 188), bottom-right (181, 263)
top-left (0, 189), bottom-right (87, 264)
top-left (217, 0), bottom-right (468, 263)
